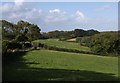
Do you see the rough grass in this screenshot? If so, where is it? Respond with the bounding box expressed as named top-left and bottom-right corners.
top-left (34, 39), bottom-right (90, 52)
top-left (3, 50), bottom-right (118, 81)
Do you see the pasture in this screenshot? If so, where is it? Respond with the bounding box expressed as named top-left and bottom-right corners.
top-left (3, 50), bottom-right (118, 81)
top-left (33, 39), bottom-right (91, 52)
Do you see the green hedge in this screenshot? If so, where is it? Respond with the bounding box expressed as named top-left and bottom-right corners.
top-left (44, 45), bottom-right (97, 55)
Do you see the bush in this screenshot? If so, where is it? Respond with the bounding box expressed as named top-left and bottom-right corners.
top-left (88, 32), bottom-right (119, 56)
top-left (76, 37), bottom-right (91, 47)
top-left (108, 39), bottom-right (120, 55)
top-left (24, 42), bottom-right (32, 48)
top-left (7, 42), bottom-right (22, 49)
top-left (2, 40), bottom-right (9, 55)
top-left (2, 41), bottom-right (23, 56)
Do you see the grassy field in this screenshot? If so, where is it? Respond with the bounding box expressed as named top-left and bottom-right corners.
top-left (3, 50), bottom-right (118, 81)
top-left (34, 39), bottom-right (91, 52)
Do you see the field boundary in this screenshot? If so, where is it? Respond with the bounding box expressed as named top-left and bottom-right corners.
top-left (38, 44), bottom-right (99, 55)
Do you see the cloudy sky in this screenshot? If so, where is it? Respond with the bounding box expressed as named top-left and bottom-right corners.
top-left (1, 0), bottom-right (118, 32)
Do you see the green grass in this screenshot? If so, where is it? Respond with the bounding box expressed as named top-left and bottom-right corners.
top-left (3, 50), bottom-right (118, 81)
top-left (33, 39), bottom-right (90, 52)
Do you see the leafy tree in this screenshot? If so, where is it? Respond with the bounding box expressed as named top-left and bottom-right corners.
top-left (86, 29), bottom-right (100, 36)
top-left (26, 24), bottom-right (41, 41)
top-left (1, 20), bottom-right (41, 55)
top-left (1, 20), bottom-right (15, 40)
top-left (74, 29), bottom-right (86, 37)
top-left (16, 34), bottom-right (28, 42)
top-left (87, 32), bottom-right (119, 55)
top-left (1, 20), bottom-right (41, 42)
top-left (108, 38), bottom-right (120, 55)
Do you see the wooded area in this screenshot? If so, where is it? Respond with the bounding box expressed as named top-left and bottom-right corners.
top-left (1, 20), bottom-right (120, 56)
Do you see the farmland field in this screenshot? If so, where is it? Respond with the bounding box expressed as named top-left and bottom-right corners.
top-left (3, 50), bottom-right (118, 81)
top-left (33, 39), bottom-right (91, 52)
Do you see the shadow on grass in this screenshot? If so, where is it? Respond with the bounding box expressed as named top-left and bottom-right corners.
top-left (2, 51), bottom-right (28, 66)
top-left (2, 51), bottom-right (119, 82)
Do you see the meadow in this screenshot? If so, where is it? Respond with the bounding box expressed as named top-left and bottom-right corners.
top-left (33, 39), bottom-right (91, 52)
top-left (3, 50), bottom-right (118, 81)
top-left (2, 16), bottom-right (119, 82)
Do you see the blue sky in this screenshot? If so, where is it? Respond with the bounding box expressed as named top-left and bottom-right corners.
top-left (1, 1), bottom-right (118, 32)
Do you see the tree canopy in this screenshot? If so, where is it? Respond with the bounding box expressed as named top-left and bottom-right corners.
top-left (1, 20), bottom-right (41, 42)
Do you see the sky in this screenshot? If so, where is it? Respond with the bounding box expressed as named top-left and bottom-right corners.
top-left (0, 0), bottom-right (118, 32)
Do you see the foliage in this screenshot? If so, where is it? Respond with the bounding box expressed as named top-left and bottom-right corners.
top-left (108, 38), bottom-right (120, 55)
top-left (7, 41), bottom-right (22, 49)
top-left (1, 20), bottom-right (41, 42)
top-left (41, 29), bottom-right (99, 39)
top-left (24, 42), bottom-right (32, 48)
top-left (2, 40), bottom-right (9, 55)
top-left (1, 20), bottom-right (41, 54)
top-left (76, 37), bottom-right (91, 47)
top-left (74, 29), bottom-right (86, 37)
top-left (1, 20), bottom-right (16, 40)
top-left (15, 34), bottom-right (28, 42)
top-left (40, 32), bottom-right (49, 39)
top-left (76, 32), bottom-right (120, 56)
top-left (85, 32), bottom-right (119, 55)
top-left (2, 40), bottom-right (23, 56)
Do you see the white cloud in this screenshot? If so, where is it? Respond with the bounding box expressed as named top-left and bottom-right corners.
top-left (2, 3), bottom-right (116, 32)
top-left (0, 3), bottom-right (84, 26)
top-left (49, 9), bottom-right (67, 15)
top-left (1, 2), bottom-right (95, 32)
top-left (1, 0), bottom-right (25, 14)
top-left (1, 4), bottom-right (87, 28)
top-left (14, 0), bottom-right (25, 6)
top-left (1, 2), bottom-right (43, 24)
top-left (44, 9), bottom-right (68, 24)
top-left (49, 9), bottom-right (61, 13)
top-left (76, 10), bottom-right (85, 20)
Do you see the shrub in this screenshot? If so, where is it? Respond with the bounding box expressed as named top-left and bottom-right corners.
top-left (76, 37), bottom-right (91, 47)
top-left (2, 40), bottom-right (9, 55)
top-left (7, 42), bottom-right (22, 49)
top-left (88, 32), bottom-right (119, 55)
top-left (108, 39), bottom-right (120, 55)
top-left (24, 42), bottom-right (32, 48)
top-left (2, 40), bottom-right (23, 56)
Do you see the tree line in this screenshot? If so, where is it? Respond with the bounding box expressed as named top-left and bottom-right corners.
top-left (41, 29), bottom-right (99, 40)
top-left (1, 20), bottom-right (119, 56)
top-left (76, 32), bottom-right (120, 56)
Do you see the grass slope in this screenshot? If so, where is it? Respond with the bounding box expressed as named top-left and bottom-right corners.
top-left (34, 39), bottom-right (90, 52)
top-left (3, 50), bottom-right (118, 81)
